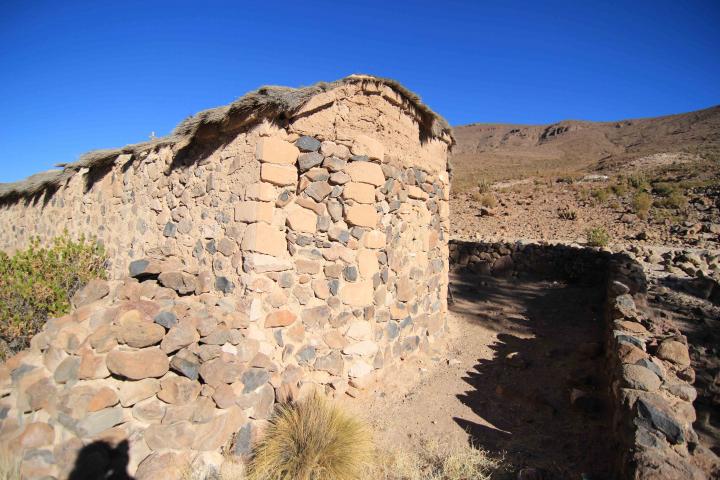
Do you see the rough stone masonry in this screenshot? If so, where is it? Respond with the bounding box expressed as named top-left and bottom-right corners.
top-left (0, 75), bottom-right (454, 478)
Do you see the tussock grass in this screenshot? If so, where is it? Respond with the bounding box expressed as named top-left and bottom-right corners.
top-left (586, 227), bottom-right (610, 247)
top-left (632, 192), bottom-right (653, 219)
top-left (0, 448), bottom-right (20, 480)
top-left (246, 392), bottom-right (373, 480)
top-left (369, 440), bottom-right (502, 480)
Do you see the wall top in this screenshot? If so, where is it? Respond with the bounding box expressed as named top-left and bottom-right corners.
top-left (0, 74), bottom-right (453, 203)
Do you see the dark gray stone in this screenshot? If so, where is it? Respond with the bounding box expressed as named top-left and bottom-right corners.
top-left (206, 239), bottom-right (217, 254)
top-left (129, 259), bottom-right (150, 277)
top-left (637, 398), bottom-right (685, 444)
top-left (387, 321), bottom-right (400, 340)
top-left (154, 311), bottom-right (178, 329)
top-left (298, 152), bottom-right (324, 171)
top-left (215, 276), bottom-right (234, 294)
top-left (296, 136), bottom-right (321, 152)
top-left (328, 279), bottom-right (340, 296)
top-left (163, 222), bottom-right (177, 237)
top-left (232, 423), bottom-right (254, 457)
top-left (170, 349), bottom-right (200, 381)
top-left (295, 345), bottom-right (316, 365)
top-left (242, 368), bottom-right (270, 393)
top-left (400, 316), bottom-right (413, 329)
top-left (344, 266), bottom-right (358, 282)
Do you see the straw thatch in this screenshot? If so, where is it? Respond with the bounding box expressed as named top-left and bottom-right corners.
top-left (0, 74), bottom-right (452, 202)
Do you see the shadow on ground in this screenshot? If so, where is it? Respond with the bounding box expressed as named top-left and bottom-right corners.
top-left (449, 271), bottom-right (612, 480)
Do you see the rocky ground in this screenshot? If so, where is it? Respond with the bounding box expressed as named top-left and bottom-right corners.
top-left (450, 178), bottom-right (720, 250)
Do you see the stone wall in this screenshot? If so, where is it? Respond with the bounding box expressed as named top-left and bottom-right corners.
top-left (0, 78), bottom-right (452, 478)
top-left (450, 239), bottom-right (718, 478)
top-left (604, 255), bottom-right (718, 479)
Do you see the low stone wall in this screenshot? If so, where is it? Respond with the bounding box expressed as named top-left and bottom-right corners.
top-left (450, 239), bottom-right (719, 479)
top-left (604, 255), bottom-right (718, 479)
top-left (449, 239), bottom-right (610, 284)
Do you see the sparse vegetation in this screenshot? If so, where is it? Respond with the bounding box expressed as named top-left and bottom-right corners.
top-left (478, 193), bottom-right (497, 208)
top-left (558, 207), bottom-right (577, 220)
top-left (0, 234), bottom-right (107, 359)
top-left (247, 392), bottom-right (373, 480)
top-left (0, 448), bottom-right (20, 480)
top-left (585, 227), bottom-right (610, 247)
top-left (369, 440), bottom-right (503, 480)
top-left (476, 178), bottom-right (491, 194)
top-left (627, 174), bottom-right (651, 192)
top-left (590, 188), bottom-right (609, 204)
top-left (632, 192), bottom-right (653, 219)
top-left (654, 190), bottom-right (688, 210)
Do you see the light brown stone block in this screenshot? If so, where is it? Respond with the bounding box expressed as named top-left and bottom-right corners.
top-left (241, 223), bottom-right (287, 257)
top-left (346, 161), bottom-right (385, 186)
top-left (261, 163), bottom-right (298, 186)
top-left (235, 201), bottom-right (274, 224)
top-left (345, 204), bottom-right (378, 228)
top-left (256, 137), bottom-right (299, 165)
top-left (342, 182), bottom-right (375, 203)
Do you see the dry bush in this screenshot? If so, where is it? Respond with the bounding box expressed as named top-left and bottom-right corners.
top-left (0, 233), bottom-right (107, 359)
top-left (247, 392), bottom-right (373, 480)
top-left (478, 194), bottom-right (497, 208)
top-left (590, 188), bottom-right (609, 204)
top-left (557, 208), bottom-right (577, 221)
top-left (369, 440), bottom-right (502, 480)
top-left (476, 178), bottom-right (491, 194)
top-left (654, 191), bottom-right (688, 210)
top-left (632, 192), bottom-right (653, 219)
top-left (586, 227), bottom-right (610, 247)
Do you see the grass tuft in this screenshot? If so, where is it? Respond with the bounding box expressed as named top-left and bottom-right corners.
top-left (585, 227), bottom-right (610, 247)
top-left (369, 440), bottom-right (502, 480)
top-left (247, 392), bottom-right (373, 480)
top-left (0, 448), bottom-right (20, 480)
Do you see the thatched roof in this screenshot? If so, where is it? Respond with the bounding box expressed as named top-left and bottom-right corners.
top-left (0, 74), bottom-right (453, 202)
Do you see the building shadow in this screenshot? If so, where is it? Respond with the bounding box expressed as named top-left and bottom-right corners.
top-left (449, 269), bottom-right (612, 479)
top-left (68, 440), bottom-right (133, 480)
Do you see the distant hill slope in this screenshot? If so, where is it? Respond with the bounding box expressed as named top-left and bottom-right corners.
top-left (451, 105), bottom-right (720, 190)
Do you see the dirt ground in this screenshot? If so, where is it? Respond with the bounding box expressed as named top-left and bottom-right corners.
top-left (345, 273), bottom-right (612, 480)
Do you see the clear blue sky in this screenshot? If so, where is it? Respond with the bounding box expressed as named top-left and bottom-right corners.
top-left (1, 0), bottom-right (718, 183)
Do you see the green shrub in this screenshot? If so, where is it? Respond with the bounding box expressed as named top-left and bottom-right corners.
top-left (0, 234), bottom-right (107, 358)
top-left (628, 174), bottom-right (650, 192)
top-left (590, 188), bottom-right (609, 203)
top-left (652, 182), bottom-right (677, 197)
top-left (632, 192), bottom-right (653, 219)
top-left (655, 191), bottom-right (688, 210)
top-left (247, 392), bottom-right (373, 480)
top-left (586, 227), bottom-right (610, 247)
top-left (610, 182), bottom-right (628, 197)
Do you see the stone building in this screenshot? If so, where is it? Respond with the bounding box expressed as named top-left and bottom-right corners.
top-left (0, 75), bottom-right (453, 477)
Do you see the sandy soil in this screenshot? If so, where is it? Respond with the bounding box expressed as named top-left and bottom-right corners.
top-left (344, 273), bottom-right (611, 480)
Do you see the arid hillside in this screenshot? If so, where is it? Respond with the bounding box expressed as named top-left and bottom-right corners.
top-left (451, 105), bottom-right (720, 190)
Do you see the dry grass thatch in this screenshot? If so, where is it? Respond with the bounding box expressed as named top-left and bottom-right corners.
top-left (246, 392), bottom-right (373, 480)
top-left (0, 74), bottom-right (453, 203)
